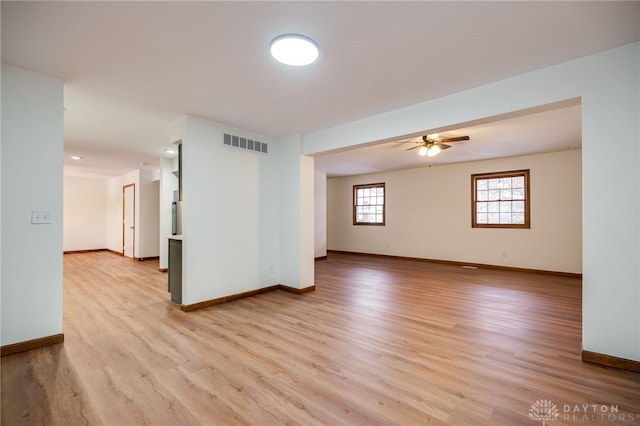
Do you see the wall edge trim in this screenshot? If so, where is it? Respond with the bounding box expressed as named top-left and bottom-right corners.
top-left (582, 350), bottom-right (640, 374)
top-left (279, 284), bottom-right (316, 294)
top-left (1, 333), bottom-right (65, 357)
top-left (63, 248), bottom-right (108, 254)
top-left (180, 284), bottom-right (316, 312)
top-left (327, 250), bottom-right (582, 279)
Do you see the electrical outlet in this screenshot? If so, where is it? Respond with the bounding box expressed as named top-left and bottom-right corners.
top-left (31, 209), bottom-right (52, 224)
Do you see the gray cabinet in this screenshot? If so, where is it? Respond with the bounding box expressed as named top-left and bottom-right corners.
top-left (168, 238), bottom-right (182, 304)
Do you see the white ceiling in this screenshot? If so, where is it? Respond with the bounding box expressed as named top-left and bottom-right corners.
top-left (2, 1), bottom-right (639, 178)
top-left (314, 99), bottom-right (583, 177)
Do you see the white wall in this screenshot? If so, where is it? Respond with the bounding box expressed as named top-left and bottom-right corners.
top-left (1, 64), bottom-right (64, 346)
top-left (138, 170), bottom-right (159, 259)
top-left (63, 174), bottom-right (108, 252)
top-left (277, 135), bottom-right (315, 289)
top-left (327, 150), bottom-right (582, 273)
top-left (159, 157), bottom-right (179, 269)
top-left (299, 155), bottom-right (315, 285)
top-left (307, 43), bottom-right (640, 362)
top-left (314, 170), bottom-right (327, 258)
top-left (106, 170), bottom-right (138, 254)
top-left (178, 116), bottom-right (282, 304)
top-left (106, 169), bottom-right (159, 258)
top-left (172, 115), bottom-right (315, 304)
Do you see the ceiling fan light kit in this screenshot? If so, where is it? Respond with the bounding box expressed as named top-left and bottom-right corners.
top-left (403, 134), bottom-right (470, 158)
top-left (427, 145), bottom-right (441, 157)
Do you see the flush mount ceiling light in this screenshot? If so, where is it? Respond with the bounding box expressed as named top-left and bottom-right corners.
top-left (270, 34), bottom-right (319, 66)
top-left (71, 155), bottom-right (83, 160)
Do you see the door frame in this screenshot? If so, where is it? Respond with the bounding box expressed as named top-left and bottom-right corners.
top-left (122, 183), bottom-right (135, 257)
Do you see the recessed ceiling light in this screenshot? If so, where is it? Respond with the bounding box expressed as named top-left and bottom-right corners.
top-left (71, 155), bottom-right (83, 160)
top-left (164, 149), bottom-right (176, 154)
top-left (270, 34), bottom-right (319, 66)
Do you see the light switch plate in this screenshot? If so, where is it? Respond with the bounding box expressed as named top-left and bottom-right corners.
top-left (31, 209), bottom-right (52, 224)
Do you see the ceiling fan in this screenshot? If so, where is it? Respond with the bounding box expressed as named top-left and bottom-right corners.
top-left (403, 134), bottom-right (470, 157)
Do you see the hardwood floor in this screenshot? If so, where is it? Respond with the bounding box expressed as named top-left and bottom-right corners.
top-left (2, 251), bottom-right (639, 425)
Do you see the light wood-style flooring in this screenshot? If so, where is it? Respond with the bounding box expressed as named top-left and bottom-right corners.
top-left (2, 251), bottom-right (639, 425)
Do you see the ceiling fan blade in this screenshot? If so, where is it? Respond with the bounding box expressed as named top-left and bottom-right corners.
top-left (439, 143), bottom-right (452, 150)
top-left (394, 137), bottom-right (422, 144)
top-left (405, 145), bottom-right (423, 151)
top-left (439, 136), bottom-right (470, 143)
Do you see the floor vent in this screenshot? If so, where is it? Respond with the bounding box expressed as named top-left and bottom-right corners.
top-left (223, 133), bottom-right (268, 154)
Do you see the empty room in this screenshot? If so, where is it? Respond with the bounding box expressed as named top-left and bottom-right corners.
top-left (2, 2), bottom-right (640, 425)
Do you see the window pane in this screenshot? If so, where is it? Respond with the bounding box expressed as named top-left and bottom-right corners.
top-left (513, 213), bottom-right (525, 224)
top-left (477, 213), bottom-right (488, 223)
top-left (500, 177), bottom-right (512, 189)
top-left (488, 179), bottom-right (499, 190)
top-left (488, 213), bottom-right (500, 223)
top-left (512, 188), bottom-right (524, 200)
top-left (488, 202), bottom-right (499, 213)
top-left (500, 213), bottom-right (512, 223)
top-left (488, 190), bottom-right (500, 201)
top-left (477, 190), bottom-right (488, 201)
top-left (512, 176), bottom-right (525, 188)
top-left (500, 201), bottom-right (511, 213)
top-left (477, 180), bottom-right (488, 190)
top-left (513, 201), bottom-right (524, 212)
top-left (477, 202), bottom-right (488, 213)
top-left (500, 189), bottom-right (512, 200)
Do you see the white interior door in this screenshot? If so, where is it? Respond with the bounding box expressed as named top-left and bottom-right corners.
top-left (123, 184), bottom-right (135, 258)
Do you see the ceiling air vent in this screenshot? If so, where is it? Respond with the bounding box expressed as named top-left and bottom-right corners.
top-left (223, 133), bottom-right (268, 154)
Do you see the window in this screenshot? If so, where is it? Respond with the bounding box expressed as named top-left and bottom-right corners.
top-left (472, 169), bottom-right (530, 228)
top-left (353, 183), bottom-right (385, 225)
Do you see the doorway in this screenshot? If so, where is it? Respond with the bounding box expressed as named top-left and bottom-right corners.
top-left (123, 183), bottom-right (135, 258)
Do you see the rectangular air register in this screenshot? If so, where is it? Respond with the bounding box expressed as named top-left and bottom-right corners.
top-left (223, 133), bottom-right (268, 154)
